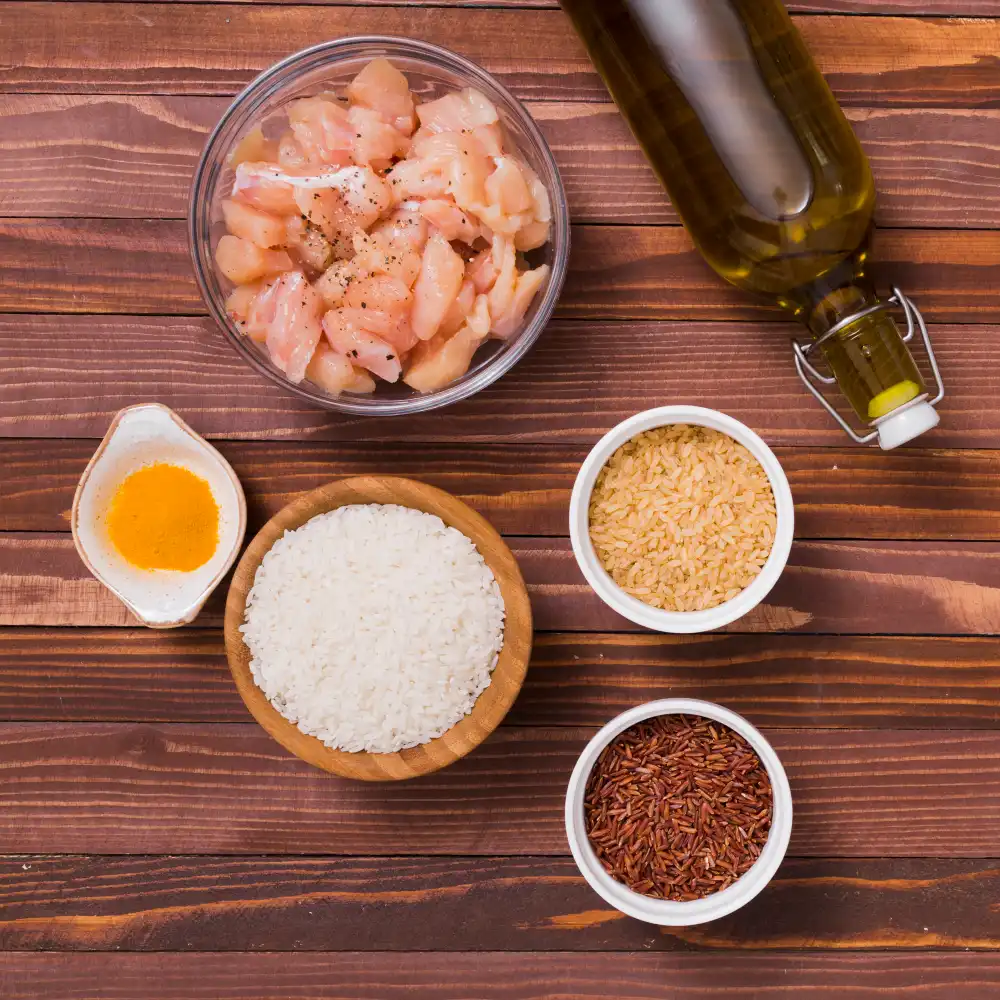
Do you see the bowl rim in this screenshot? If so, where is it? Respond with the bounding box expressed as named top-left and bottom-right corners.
top-left (71, 402), bottom-right (248, 629)
top-left (568, 406), bottom-right (795, 634)
top-left (564, 698), bottom-right (793, 926)
top-left (188, 35), bottom-right (570, 416)
top-left (223, 475), bottom-right (533, 780)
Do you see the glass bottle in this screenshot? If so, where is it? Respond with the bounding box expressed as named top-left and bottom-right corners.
top-left (561, 0), bottom-right (944, 447)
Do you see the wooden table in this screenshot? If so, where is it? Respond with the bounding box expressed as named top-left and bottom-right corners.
top-left (3, 0), bottom-right (1000, 996)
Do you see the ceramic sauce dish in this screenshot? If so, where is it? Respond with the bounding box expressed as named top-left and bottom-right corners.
top-left (72, 403), bottom-right (246, 628)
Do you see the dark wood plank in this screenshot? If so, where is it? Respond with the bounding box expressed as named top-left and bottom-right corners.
top-left (4, 629), bottom-right (1000, 729)
top-left (3, 951), bottom-right (1000, 1000)
top-left (1, 855), bottom-right (998, 952)
top-left (5, 97), bottom-right (1000, 229)
top-left (0, 316), bottom-right (988, 447)
top-left (3, 220), bottom-right (998, 322)
top-left (4, 6), bottom-right (999, 107)
top-left (6, 440), bottom-right (1000, 541)
top-left (6, 534), bottom-right (1000, 634)
top-left (0, 723), bottom-right (998, 855)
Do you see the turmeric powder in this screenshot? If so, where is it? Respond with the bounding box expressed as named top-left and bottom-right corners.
top-left (106, 463), bottom-right (219, 571)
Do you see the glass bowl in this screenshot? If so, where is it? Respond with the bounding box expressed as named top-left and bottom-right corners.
top-left (189, 37), bottom-right (570, 415)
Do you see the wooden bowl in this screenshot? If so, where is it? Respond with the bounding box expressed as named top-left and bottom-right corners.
top-left (224, 476), bottom-right (533, 781)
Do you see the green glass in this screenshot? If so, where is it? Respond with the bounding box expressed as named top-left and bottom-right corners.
top-left (561, 0), bottom-right (927, 424)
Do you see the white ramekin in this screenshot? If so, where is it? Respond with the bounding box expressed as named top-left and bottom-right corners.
top-left (569, 405), bottom-right (794, 634)
top-left (565, 698), bottom-right (793, 926)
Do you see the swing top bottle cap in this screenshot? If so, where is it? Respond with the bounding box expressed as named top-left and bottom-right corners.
top-left (872, 397), bottom-right (940, 451)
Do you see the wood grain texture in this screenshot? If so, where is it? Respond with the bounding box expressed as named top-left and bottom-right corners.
top-left (0, 723), bottom-right (998, 855)
top-left (1, 855), bottom-right (999, 952)
top-left (224, 476), bottom-right (532, 781)
top-left (5, 97), bottom-right (1000, 229)
top-left (4, 951), bottom-right (1000, 1000)
top-left (4, 220), bottom-right (998, 321)
top-left (9, 315), bottom-right (988, 447)
top-left (3, 6), bottom-right (999, 107)
top-left (7, 534), bottom-right (1000, 634)
top-left (4, 629), bottom-right (1000, 729)
top-left (7, 440), bottom-right (1000, 541)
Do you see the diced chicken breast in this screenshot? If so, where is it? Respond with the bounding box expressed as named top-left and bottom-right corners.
top-left (232, 162), bottom-right (300, 215)
top-left (472, 123), bottom-right (504, 158)
top-left (293, 187), bottom-right (357, 259)
top-left (410, 131), bottom-right (492, 216)
top-left (404, 321), bottom-right (489, 394)
top-left (322, 309), bottom-right (402, 382)
top-left (294, 226), bottom-right (335, 272)
top-left (277, 132), bottom-right (311, 170)
top-left (215, 235), bottom-right (293, 285)
top-left (352, 231), bottom-right (422, 288)
top-left (438, 278), bottom-right (476, 339)
top-left (228, 127), bottom-right (278, 168)
top-left (411, 233), bottom-right (466, 341)
top-left (305, 341), bottom-right (375, 394)
top-left (221, 199), bottom-right (287, 249)
top-left (485, 157), bottom-right (534, 216)
top-left (348, 105), bottom-right (410, 169)
top-left (249, 271), bottom-right (324, 383)
top-left (372, 204), bottom-right (428, 251)
top-left (419, 199), bottom-right (479, 244)
top-left (487, 236), bottom-right (518, 319)
top-left (334, 166), bottom-right (393, 229)
top-left (225, 281), bottom-right (266, 339)
top-left (347, 57), bottom-right (417, 136)
top-left (315, 260), bottom-right (361, 307)
top-left (338, 305), bottom-right (418, 356)
top-left (288, 97), bottom-right (354, 166)
top-left (387, 158), bottom-right (450, 202)
top-left (416, 88), bottom-right (499, 134)
top-left (514, 220), bottom-right (550, 252)
top-left (491, 264), bottom-right (550, 340)
top-left (467, 245), bottom-right (498, 293)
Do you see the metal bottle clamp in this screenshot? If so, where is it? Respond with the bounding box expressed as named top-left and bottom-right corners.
top-left (791, 287), bottom-right (945, 445)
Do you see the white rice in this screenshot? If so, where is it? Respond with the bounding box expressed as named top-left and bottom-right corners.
top-left (240, 503), bottom-right (506, 754)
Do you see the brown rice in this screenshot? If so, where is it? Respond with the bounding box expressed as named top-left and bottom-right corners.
top-left (588, 424), bottom-right (776, 613)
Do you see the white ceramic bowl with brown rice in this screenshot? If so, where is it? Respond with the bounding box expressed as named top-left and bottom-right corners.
top-left (569, 406), bottom-right (794, 633)
top-left (564, 698), bottom-right (793, 926)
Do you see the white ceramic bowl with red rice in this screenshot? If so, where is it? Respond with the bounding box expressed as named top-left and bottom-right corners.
top-left (564, 698), bottom-right (793, 926)
top-left (569, 406), bottom-right (794, 634)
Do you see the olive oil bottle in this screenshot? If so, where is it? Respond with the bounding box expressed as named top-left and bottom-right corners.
top-left (561, 0), bottom-right (944, 447)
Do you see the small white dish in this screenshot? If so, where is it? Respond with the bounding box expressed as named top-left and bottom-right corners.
top-left (565, 698), bottom-right (793, 926)
top-left (72, 403), bottom-right (247, 628)
top-left (569, 405), bottom-right (794, 633)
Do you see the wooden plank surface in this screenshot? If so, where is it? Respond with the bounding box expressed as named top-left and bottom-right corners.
top-left (4, 220), bottom-right (997, 320)
top-left (3, 6), bottom-right (999, 107)
top-left (4, 629), bottom-right (1000, 729)
top-left (0, 318), bottom-right (989, 446)
top-left (0, 723), bottom-right (999, 856)
top-left (4, 951), bottom-right (1000, 1000)
top-left (0, 855), bottom-right (998, 952)
top-left (5, 97), bottom-right (1000, 230)
top-left (6, 534), bottom-right (1000, 634)
top-left (6, 440), bottom-right (1000, 540)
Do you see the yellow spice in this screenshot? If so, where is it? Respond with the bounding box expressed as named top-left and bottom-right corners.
top-left (106, 463), bottom-right (219, 572)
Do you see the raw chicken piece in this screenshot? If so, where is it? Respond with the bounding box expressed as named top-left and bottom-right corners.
top-left (491, 264), bottom-right (550, 340)
top-left (416, 88), bottom-right (499, 134)
top-left (438, 278), bottom-right (476, 339)
top-left (334, 166), bottom-right (393, 229)
top-left (352, 231), bottom-right (422, 288)
top-left (339, 305), bottom-right (418, 355)
top-left (514, 220), bottom-right (550, 252)
top-left (411, 131), bottom-right (492, 217)
top-left (225, 281), bottom-right (266, 340)
top-left (521, 159), bottom-right (553, 225)
top-left (215, 235), bottom-right (293, 284)
top-left (467, 245), bottom-right (498, 293)
top-left (278, 131), bottom-right (311, 170)
top-left (404, 299), bottom-right (491, 393)
top-left (372, 203), bottom-right (428, 251)
top-left (387, 158), bottom-right (450, 202)
top-left (419, 199), bottom-right (479, 244)
top-left (347, 57), bottom-right (417, 136)
top-left (348, 105), bottom-right (410, 170)
top-left (343, 274), bottom-right (416, 352)
top-left (221, 199), bottom-right (287, 249)
top-left (232, 162), bottom-right (300, 215)
top-left (249, 271), bottom-right (324, 383)
top-left (411, 233), bottom-right (465, 341)
top-left (322, 309), bottom-right (402, 382)
top-left (485, 157), bottom-right (534, 216)
top-left (487, 236), bottom-right (518, 319)
top-left (305, 341), bottom-right (376, 394)
top-left (294, 226), bottom-right (335, 272)
top-left (294, 187), bottom-right (356, 258)
top-left (472, 123), bottom-right (504, 158)
top-left (229, 127), bottom-right (277, 168)
top-left (314, 260), bottom-right (360, 308)
top-left (288, 97), bottom-right (354, 166)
